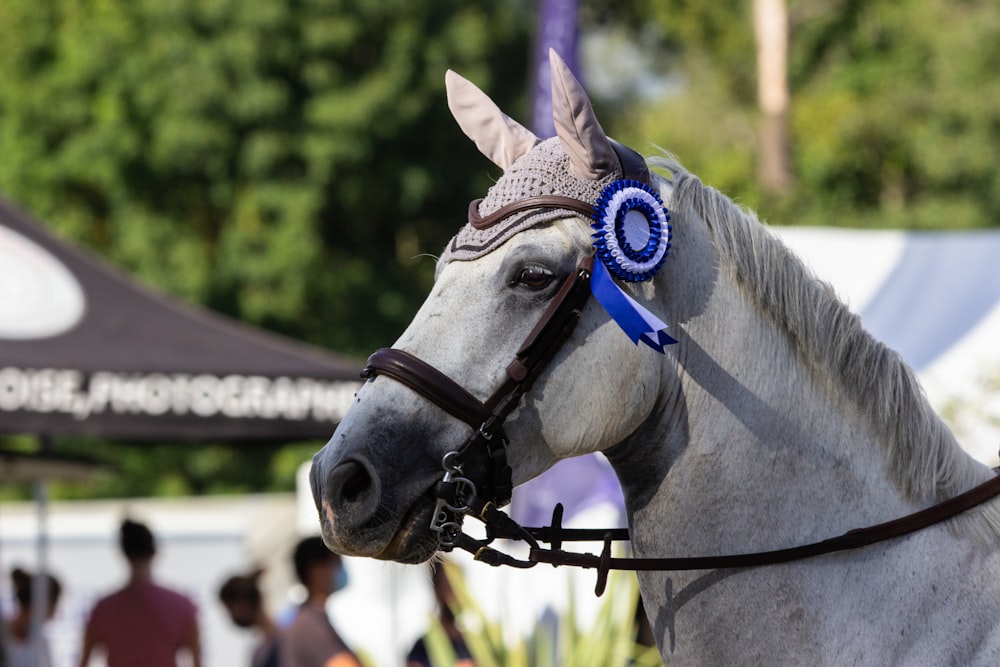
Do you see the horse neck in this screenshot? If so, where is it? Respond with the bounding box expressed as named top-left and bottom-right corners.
top-left (608, 181), bottom-right (987, 556)
top-left (626, 278), bottom-right (917, 557)
top-left (612, 268), bottom-right (1000, 664)
top-left (600, 171), bottom-right (1000, 662)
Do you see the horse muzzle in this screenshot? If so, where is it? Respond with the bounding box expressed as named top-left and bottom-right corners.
top-left (310, 447), bottom-right (442, 562)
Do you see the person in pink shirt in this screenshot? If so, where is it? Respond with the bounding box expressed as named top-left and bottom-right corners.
top-left (78, 519), bottom-right (202, 667)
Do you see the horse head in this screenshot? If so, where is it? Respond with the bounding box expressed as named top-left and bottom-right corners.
top-left (309, 51), bottom-right (708, 563)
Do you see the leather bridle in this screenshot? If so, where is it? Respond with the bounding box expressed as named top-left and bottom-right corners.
top-left (359, 149), bottom-right (1000, 596)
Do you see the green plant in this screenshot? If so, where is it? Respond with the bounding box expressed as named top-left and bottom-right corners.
top-left (441, 561), bottom-right (663, 667)
top-left (938, 363), bottom-right (1000, 466)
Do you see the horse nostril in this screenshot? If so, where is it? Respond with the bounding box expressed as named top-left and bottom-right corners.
top-left (327, 458), bottom-right (381, 524)
top-left (340, 462), bottom-right (370, 503)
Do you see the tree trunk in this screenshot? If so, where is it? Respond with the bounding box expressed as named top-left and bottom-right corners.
top-left (753, 0), bottom-right (794, 195)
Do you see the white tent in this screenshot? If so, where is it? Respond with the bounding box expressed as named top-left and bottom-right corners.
top-left (773, 227), bottom-right (1000, 465)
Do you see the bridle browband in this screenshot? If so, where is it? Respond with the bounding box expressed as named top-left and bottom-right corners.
top-left (360, 146), bottom-right (1000, 596)
top-left (467, 195), bottom-right (595, 230)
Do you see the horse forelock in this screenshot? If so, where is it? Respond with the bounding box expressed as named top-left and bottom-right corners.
top-left (647, 155), bottom-right (1000, 543)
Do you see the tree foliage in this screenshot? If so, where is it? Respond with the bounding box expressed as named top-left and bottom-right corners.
top-left (599, 0), bottom-right (1000, 230)
top-left (0, 0), bottom-right (531, 357)
top-left (790, 0), bottom-right (1000, 229)
top-left (0, 0), bottom-right (531, 497)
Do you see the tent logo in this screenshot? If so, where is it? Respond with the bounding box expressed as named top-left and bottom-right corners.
top-left (0, 367), bottom-right (360, 423)
top-left (0, 225), bottom-right (86, 340)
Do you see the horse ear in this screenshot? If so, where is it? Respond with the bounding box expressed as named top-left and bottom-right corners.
top-left (549, 49), bottom-right (618, 180)
top-left (446, 70), bottom-right (540, 170)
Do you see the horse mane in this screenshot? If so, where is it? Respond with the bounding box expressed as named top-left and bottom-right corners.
top-left (648, 155), bottom-right (1000, 541)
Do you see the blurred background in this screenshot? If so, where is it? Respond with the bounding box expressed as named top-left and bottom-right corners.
top-left (2, 0), bottom-right (1000, 665)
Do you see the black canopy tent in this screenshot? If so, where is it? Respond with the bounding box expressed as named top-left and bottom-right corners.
top-left (0, 196), bottom-right (366, 664)
top-left (0, 197), bottom-right (362, 442)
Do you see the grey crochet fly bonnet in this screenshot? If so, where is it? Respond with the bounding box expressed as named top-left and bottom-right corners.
top-left (440, 138), bottom-right (620, 262)
top-left (439, 50), bottom-right (651, 264)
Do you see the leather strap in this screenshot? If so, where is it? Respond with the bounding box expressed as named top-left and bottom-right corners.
top-left (469, 195), bottom-right (594, 230)
top-left (360, 257), bottom-right (595, 511)
top-left (486, 256), bottom-right (594, 416)
top-left (609, 139), bottom-right (650, 184)
top-left (527, 471), bottom-right (1000, 595)
top-left (362, 349), bottom-right (489, 429)
top-left (362, 256), bottom-right (594, 429)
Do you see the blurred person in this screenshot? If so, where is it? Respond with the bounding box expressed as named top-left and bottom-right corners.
top-left (78, 518), bottom-right (202, 667)
top-left (406, 562), bottom-right (475, 667)
top-left (218, 568), bottom-right (281, 667)
top-left (280, 536), bottom-right (359, 667)
top-left (3, 567), bottom-right (62, 667)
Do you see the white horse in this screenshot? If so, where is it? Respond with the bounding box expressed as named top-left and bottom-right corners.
top-left (311, 51), bottom-right (1000, 664)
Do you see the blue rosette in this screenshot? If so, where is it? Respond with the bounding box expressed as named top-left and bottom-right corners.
top-left (589, 180), bottom-right (677, 352)
top-left (591, 179), bottom-right (671, 283)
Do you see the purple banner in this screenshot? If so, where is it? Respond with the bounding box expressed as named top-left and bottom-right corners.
top-left (531, 0), bottom-right (580, 138)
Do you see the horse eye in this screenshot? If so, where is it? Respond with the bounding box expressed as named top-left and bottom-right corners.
top-left (511, 265), bottom-right (555, 290)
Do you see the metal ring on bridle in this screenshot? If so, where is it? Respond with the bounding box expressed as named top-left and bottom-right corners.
top-left (436, 522), bottom-right (462, 547)
top-left (441, 450), bottom-right (463, 472)
top-left (441, 476), bottom-right (476, 513)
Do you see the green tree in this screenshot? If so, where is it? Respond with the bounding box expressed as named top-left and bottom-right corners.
top-left (0, 0), bottom-right (531, 498)
top-left (0, 0), bottom-right (531, 357)
top-left (791, 0), bottom-right (1000, 229)
top-left (589, 0), bottom-right (1000, 231)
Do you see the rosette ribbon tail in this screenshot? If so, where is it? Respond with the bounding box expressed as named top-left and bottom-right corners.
top-left (590, 259), bottom-right (677, 353)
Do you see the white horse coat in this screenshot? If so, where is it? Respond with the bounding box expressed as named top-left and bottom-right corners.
top-left (311, 52), bottom-right (1000, 665)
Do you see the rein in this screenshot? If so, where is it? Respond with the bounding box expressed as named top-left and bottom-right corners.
top-left (527, 473), bottom-right (1000, 596)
